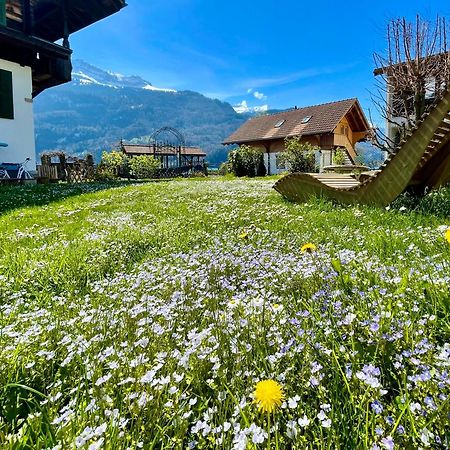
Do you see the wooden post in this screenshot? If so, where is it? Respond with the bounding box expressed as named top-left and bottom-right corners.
top-left (0, 0), bottom-right (6, 26)
top-left (265, 143), bottom-right (271, 175)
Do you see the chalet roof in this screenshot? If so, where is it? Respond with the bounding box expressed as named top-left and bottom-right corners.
top-left (223, 98), bottom-right (370, 145)
top-left (122, 144), bottom-right (207, 157)
top-left (31, 0), bottom-right (127, 42)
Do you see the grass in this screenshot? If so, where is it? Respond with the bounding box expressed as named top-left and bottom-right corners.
top-left (0, 178), bottom-right (449, 449)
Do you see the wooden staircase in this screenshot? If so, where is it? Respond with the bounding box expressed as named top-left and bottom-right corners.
top-left (274, 89), bottom-right (450, 207)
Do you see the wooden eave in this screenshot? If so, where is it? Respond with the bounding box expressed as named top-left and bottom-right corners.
top-left (32, 0), bottom-right (127, 42)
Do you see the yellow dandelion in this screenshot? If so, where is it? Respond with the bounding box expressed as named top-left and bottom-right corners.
top-left (301, 243), bottom-right (317, 253)
top-left (239, 230), bottom-right (249, 240)
top-left (445, 228), bottom-right (450, 244)
top-left (254, 379), bottom-right (284, 413)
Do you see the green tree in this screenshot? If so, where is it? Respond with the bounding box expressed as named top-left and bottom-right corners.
top-left (280, 138), bottom-right (318, 173)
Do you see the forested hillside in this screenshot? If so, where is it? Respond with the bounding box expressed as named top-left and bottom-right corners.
top-left (34, 61), bottom-right (246, 165)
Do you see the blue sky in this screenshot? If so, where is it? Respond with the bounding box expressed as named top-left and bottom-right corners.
top-left (71, 0), bottom-right (450, 120)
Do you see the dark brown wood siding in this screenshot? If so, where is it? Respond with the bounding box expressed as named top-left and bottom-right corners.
top-left (319, 133), bottom-right (335, 149)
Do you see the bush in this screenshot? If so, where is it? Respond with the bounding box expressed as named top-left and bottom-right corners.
top-left (228, 145), bottom-right (266, 177)
top-left (333, 148), bottom-right (347, 165)
top-left (96, 150), bottom-right (127, 180)
top-left (128, 155), bottom-right (160, 179)
top-left (280, 138), bottom-right (318, 173)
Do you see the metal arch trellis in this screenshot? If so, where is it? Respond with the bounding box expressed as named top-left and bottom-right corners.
top-left (149, 126), bottom-right (186, 147)
top-left (149, 126), bottom-right (186, 169)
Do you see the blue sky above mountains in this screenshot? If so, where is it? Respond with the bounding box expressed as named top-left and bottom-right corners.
top-left (70, 0), bottom-right (450, 118)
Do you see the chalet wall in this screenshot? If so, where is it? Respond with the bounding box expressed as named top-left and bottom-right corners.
top-left (0, 59), bottom-right (35, 169)
top-left (334, 117), bottom-right (353, 144)
top-left (237, 136), bottom-right (333, 175)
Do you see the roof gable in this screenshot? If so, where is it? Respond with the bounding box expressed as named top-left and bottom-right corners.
top-left (223, 98), bottom-right (369, 145)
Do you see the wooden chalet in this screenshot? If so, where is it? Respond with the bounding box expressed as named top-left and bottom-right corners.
top-left (122, 143), bottom-right (207, 169)
top-left (223, 99), bottom-right (371, 174)
top-left (0, 0), bottom-right (126, 171)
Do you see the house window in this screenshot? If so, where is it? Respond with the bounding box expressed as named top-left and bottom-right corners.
top-left (0, 69), bottom-right (14, 120)
top-left (275, 153), bottom-right (286, 169)
top-left (274, 119), bottom-right (285, 128)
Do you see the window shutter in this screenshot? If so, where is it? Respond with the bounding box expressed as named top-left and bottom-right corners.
top-left (0, 0), bottom-right (5, 25)
top-left (0, 69), bottom-right (14, 119)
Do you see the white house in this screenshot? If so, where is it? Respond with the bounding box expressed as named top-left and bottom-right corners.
top-left (0, 59), bottom-right (35, 168)
top-left (374, 52), bottom-right (449, 151)
top-left (223, 98), bottom-right (370, 174)
top-left (0, 0), bottom-right (126, 174)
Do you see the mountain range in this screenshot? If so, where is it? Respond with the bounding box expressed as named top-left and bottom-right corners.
top-left (34, 60), bottom-right (383, 168)
top-left (34, 60), bottom-right (247, 165)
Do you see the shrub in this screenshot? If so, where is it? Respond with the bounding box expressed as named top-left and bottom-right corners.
top-left (333, 147), bottom-right (347, 165)
top-left (281, 138), bottom-right (318, 173)
top-left (228, 145), bottom-right (266, 177)
top-left (128, 155), bottom-right (160, 179)
top-left (97, 150), bottom-right (127, 179)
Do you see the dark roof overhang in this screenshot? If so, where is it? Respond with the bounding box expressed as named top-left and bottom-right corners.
top-left (0, 26), bottom-right (72, 97)
top-left (31, 0), bottom-right (127, 42)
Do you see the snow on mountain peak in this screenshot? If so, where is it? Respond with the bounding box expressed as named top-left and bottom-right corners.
top-left (71, 60), bottom-right (177, 93)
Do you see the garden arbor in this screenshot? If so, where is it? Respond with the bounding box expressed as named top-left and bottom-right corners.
top-left (149, 126), bottom-right (186, 168)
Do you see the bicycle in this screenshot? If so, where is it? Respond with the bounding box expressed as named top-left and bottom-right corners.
top-left (0, 158), bottom-right (32, 181)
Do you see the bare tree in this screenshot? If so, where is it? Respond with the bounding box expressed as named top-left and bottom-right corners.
top-left (372, 15), bottom-right (450, 153)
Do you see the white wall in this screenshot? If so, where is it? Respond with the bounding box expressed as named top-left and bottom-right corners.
top-left (264, 152), bottom-right (287, 175)
top-left (264, 150), bottom-right (325, 175)
top-left (0, 59), bottom-right (36, 170)
top-left (320, 150), bottom-right (333, 169)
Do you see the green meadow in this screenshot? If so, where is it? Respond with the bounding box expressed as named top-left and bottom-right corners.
top-left (0, 178), bottom-right (449, 449)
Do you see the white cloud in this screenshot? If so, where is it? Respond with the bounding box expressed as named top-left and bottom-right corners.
top-left (247, 88), bottom-right (253, 94)
top-left (233, 100), bottom-right (269, 114)
top-left (253, 91), bottom-right (267, 100)
top-left (233, 100), bottom-right (250, 113)
top-left (254, 104), bottom-right (269, 113)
